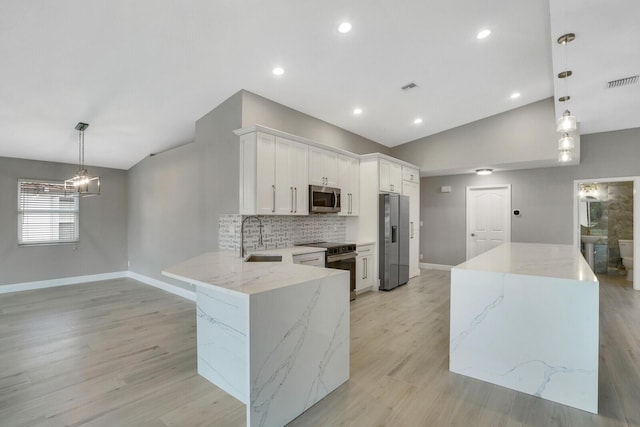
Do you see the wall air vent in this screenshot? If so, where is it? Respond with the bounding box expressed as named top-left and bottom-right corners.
top-left (401, 82), bottom-right (418, 91)
top-left (607, 75), bottom-right (639, 88)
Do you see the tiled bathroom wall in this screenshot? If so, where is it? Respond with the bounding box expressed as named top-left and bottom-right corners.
top-left (218, 214), bottom-right (347, 251)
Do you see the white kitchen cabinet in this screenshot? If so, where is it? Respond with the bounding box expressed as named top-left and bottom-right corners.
top-left (337, 154), bottom-right (359, 216)
top-left (239, 132), bottom-right (308, 215)
top-left (379, 159), bottom-right (402, 193)
top-left (292, 251), bottom-right (325, 267)
top-left (309, 146), bottom-right (338, 187)
top-left (402, 166), bottom-right (419, 184)
top-left (402, 180), bottom-right (420, 278)
top-left (356, 243), bottom-right (374, 292)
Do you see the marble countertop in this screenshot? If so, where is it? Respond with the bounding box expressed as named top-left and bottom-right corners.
top-left (454, 242), bottom-right (598, 282)
top-left (162, 247), bottom-right (347, 296)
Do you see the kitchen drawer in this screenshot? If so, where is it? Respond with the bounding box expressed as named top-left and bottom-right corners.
top-left (356, 243), bottom-right (374, 257)
top-left (292, 251), bottom-right (325, 267)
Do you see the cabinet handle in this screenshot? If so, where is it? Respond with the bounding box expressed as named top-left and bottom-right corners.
top-left (364, 257), bottom-right (367, 279)
top-left (410, 221), bottom-right (414, 239)
top-left (290, 187), bottom-right (294, 213)
top-left (294, 187), bottom-right (297, 213)
top-left (300, 258), bottom-right (321, 264)
top-left (272, 185), bottom-right (276, 213)
top-left (349, 193), bottom-right (353, 214)
top-left (390, 184), bottom-right (394, 191)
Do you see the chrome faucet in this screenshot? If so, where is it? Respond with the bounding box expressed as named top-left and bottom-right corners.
top-left (240, 216), bottom-right (263, 257)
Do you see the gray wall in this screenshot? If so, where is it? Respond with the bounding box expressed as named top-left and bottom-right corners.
top-left (127, 142), bottom-right (204, 290)
top-left (392, 98), bottom-right (565, 175)
top-left (417, 127), bottom-right (640, 266)
top-left (241, 91), bottom-right (392, 155)
top-left (0, 156), bottom-right (128, 286)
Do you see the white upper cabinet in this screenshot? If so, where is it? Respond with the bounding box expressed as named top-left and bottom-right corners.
top-left (379, 159), bottom-right (402, 193)
top-left (309, 146), bottom-right (338, 187)
top-left (337, 154), bottom-right (359, 216)
top-left (402, 166), bottom-right (419, 184)
top-left (239, 132), bottom-right (308, 215)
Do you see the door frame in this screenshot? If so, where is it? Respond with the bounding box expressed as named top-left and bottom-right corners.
top-left (465, 184), bottom-right (512, 260)
top-left (573, 176), bottom-right (640, 290)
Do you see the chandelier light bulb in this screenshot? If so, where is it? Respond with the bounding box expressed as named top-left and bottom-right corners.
top-left (557, 110), bottom-right (577, 133)
top-left (558, 133), bottom-right (575, 150)
top-left (559, 150), bottom-right (572, 163)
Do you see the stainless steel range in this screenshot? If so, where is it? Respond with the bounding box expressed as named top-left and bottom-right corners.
top-left (295, 242), bottom-right (357, 300)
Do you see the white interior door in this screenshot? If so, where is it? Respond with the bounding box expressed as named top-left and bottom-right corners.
top-left (466, 185), bottom-right (511, 259)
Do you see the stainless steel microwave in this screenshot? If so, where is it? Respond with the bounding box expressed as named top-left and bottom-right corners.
top-left (309, 185), bottom-right (341, 213)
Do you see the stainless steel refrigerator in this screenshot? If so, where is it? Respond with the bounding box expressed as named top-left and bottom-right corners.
top-left (379, 193), bottom-right (410, 291)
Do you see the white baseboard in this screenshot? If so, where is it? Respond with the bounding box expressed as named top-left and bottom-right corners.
top-left (1, 270), bottom-right (196, 302)
top-left (420, 263), bottom-right (454, 271)
top-left (0, 271), bottom-right (128, 294)
top-left (127, 272), bottom-right (196, 301)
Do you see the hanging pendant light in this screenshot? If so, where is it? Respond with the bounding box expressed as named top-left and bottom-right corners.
top-left (558, 149), bottom-right (572, 163)
top-left (558, 132), bottom-right (575, 150)
top-left (64, 122), bottom-right (100, 196)
top-left (556, 31), bottom-right (577, 162)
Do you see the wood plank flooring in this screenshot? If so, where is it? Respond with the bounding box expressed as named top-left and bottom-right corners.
top-left (0, 271), bottom-right (638, 426)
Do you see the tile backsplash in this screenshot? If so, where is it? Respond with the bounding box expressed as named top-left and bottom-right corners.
top-left (219, 215), bottom-right (347, 251)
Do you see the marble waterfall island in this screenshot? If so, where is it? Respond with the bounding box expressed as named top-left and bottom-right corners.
top-left (163, 248), bottom-right (350, 427)
top-left (450, 243), bottom-right (599, 413)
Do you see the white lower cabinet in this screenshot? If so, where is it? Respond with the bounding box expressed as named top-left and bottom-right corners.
top-left (356, 243), bottom-right (374, 292)
top-left (292, 251), bottom-right (326, 267)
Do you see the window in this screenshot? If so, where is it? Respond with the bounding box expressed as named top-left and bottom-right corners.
top-left (17, 179), bottom-right (79, 245)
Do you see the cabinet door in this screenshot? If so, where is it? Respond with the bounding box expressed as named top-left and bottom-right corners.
top-left (402, 180), bottom-right (420, 278)
top-left (309, 146), bottom-right (338, 187)
top-left (323, 150), bottom-right (339, 187)
top-left (290, 140), bottom-right (308, 215)
top-left (379, 159), bottom-right (391, 192)
top-left (274, 138), bottom-right (294, 214)
top-left (389, 162), bottom-right (402, 193)
top-left (338, 155), bottom-right (360, 216)
top-left (402, 166), bottom-right (419, 183)
top-left (256, 133), bottom-right (276, 214)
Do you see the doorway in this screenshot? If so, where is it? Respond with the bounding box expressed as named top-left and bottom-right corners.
top-left (466, 185), bottom-right (512, 260)
top-left (574, 177), bottom-right (639, 290)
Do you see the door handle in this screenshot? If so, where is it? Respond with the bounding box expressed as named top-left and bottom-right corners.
top-left (294, 187), bottom-right (297, 213)
top-left (272, 185), bottom-right (276, 213)
top-left (333, 191), bottom-right (338, 209)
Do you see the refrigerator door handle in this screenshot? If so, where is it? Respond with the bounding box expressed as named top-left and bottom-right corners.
top-left (391, 225), bottom-right (397, 243)
top-left (410, 221), bottom-right (414, 239)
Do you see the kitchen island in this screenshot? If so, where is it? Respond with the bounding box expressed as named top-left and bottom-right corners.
top-left (163, 248), bottom-right (349, 427)
top-left (449, 243), bottom-right (599, 413)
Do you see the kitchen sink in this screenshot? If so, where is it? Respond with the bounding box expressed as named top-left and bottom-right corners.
top-left (245, 254), bottom-right (282, 262)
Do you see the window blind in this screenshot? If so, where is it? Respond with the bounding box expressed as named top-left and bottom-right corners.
top-left (17, 179), bottom-right (79, 245)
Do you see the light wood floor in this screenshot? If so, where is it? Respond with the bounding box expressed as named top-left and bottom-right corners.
top-left (0, 271), bottom-right (638, 426)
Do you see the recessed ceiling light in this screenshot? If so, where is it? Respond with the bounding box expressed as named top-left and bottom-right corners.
top-left (476, 29), bottom-right (491, 39)
top-left (510, 92), bottom-right (521, 99)
top-left (414, 118), bottom-right (423, 125)
top-left (338, 22), bottom-right (352, 33)
top-left (272, 67), bottom-right (285, 76)
top-left (476, 168), bottom-right (493, 175)
top-left (353, 108), bottom-right (363, 115)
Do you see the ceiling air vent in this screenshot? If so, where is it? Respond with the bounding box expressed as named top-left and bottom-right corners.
top-left (607, 75), bottom-right (639, 89)
top-left (401, 82), bottom-right (418, 91)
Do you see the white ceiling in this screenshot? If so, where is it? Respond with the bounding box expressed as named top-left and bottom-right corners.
top-left (0, 1), bottom-right (637, 170)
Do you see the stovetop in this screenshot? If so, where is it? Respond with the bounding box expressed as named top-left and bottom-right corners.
top-left (296, 241), bottom-right (357, 255)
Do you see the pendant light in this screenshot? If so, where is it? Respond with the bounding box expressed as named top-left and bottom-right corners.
top-left (556, 31), bottom-right (577, 162)
top-left (64, 122), bottom-right (100, 196)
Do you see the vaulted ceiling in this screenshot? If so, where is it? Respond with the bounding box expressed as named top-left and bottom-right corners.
top-left (1, 0), bottom-right (638, 169)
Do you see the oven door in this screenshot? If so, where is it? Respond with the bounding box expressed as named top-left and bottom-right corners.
top-left (310, 186), bottom-right (341, 213)
top-left (326, 252), bottom-right (357, 300)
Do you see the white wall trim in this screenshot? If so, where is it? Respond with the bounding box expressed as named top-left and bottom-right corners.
top-left (127, 272), bottom-right (196, 301)
top-left (420, 263), bottom-right (453, 271)
top-left (0, 271), bottom-right (128, 294)
top-left (1, 270), bottom-right (197, 300)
